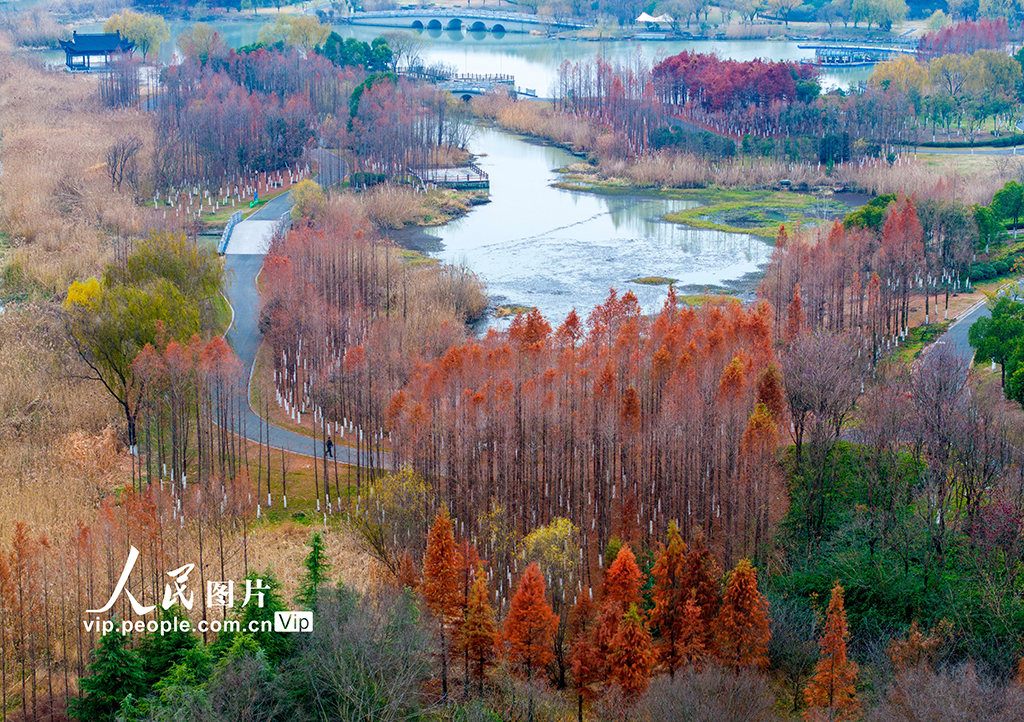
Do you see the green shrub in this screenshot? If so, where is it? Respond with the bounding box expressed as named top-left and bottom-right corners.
top-left (969, 262), bottom-right (996, 282)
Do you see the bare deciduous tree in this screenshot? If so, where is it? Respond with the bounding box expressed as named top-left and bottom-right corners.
top-left (782, 331), bottom-right (868, 541)
top-left (640, 665), bottom-right (779, 722)
top-left (381, 31), bottom-right (424, 72)
top-left (107, 135), bottom-right (142, 194)
top-left (302, 586), bottom-right (436, 721)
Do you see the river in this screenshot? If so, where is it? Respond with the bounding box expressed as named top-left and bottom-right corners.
top-left (397, 126), bottom-right (772, 326)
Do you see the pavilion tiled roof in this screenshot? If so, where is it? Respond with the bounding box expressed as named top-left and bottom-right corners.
top-left (58, 31), bottom-right (135, 55)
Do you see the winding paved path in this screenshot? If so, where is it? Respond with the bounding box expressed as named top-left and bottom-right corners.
top-left (931, 279), bottom-right (1024, 362)
top-left (929, 297), bottom-right (987, 361)
top-left (222, 170), bottom-right (384, 465)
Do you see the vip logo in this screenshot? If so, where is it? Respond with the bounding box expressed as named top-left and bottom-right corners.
top-left (274, 611), bottom-right (313, 633)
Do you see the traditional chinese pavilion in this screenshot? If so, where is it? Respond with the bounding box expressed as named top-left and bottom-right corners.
top-left (58, 31), bottom-right (135, 71)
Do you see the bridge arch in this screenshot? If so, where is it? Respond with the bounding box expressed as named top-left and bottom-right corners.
top-left (469, 20), bottom-right (487, 32)
top-left (491, 23), bottom-right (506, 35)
top-left (446, 17), bottom-right (463, 30)
top-left (411, 19), bottom-right (424, 30)
top-left (460, 93), bottom-right (473, 102)
top-left (427, 18), bottom-right (442, 30)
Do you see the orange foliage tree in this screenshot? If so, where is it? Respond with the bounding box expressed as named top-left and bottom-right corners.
top-left (388, 289), bottom-right (782, 589)
top-left (591, 546), bottom-right (644, 684)
top-left (503, 562), bottom-right (558, 679)
top-left (422, 508), bottom-right (463, 701)
top-left (460, 564), bottom-right (498, 694)
top-left (804, 582), bottom-right (858, 721)
top-left (712, 558), bottom-right (770, 672)
top-left (651, 522), bottom-right (708, 676)
top-left (609, 603), bottom-right (655, 699)
top-left (569, 591), bottom-right (600, 722)
top-left (887, 619), bottom-right (950, 672)
top-left (682, 533), bottom-right (722, 624)
top-left (503, 562), bottom-right (558, 722)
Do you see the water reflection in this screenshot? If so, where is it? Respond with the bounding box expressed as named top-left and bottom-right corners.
top-left (33, 20), bottom-right (870, 94)
top-left (423, 127), bottom-right (772, 326)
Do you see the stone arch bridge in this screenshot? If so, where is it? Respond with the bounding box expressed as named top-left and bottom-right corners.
top-left (345, 8), bottom-right (588, 34)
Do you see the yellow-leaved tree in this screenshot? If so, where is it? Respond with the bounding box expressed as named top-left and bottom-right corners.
top-left (104, 10), bottom-right (169, 59)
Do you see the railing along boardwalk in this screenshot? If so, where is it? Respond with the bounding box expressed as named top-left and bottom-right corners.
top-left (409, 162), bottom-right (489, 190)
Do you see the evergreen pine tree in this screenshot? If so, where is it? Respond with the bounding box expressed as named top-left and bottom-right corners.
top-left (69, 626), bottom-right (146, 722)
top-left (136, 606), bottom-right (198, 688)
top-left (296, 531), bottom-right (332, 610)
top-left (212, 570), bottom-right (294, 665)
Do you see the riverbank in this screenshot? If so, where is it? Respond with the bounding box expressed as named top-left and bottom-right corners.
top-left (354, 184), bottom-right (489, 230)
top-left (390, 125), bottom-right (777, 328)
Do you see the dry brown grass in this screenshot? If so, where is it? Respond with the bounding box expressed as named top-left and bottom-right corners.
top-left (427, 145), bottom-right (472, 168)
top-left (0, 306), bottom-right (123, 541)
top-left (0, 52), bottom-right (162, 551)
top-left (0, 9), bottom-right (68, 48)
top-left (359, 186), bottom-right (427, 229)
top-left (0, 53), bottom-right (160, 298)
top-left (840, 155), bottom-right (1006, 206)
top-left (473, 93), bottom-right (601, 153)
top-left (246, 522), bottom-right (382, 597)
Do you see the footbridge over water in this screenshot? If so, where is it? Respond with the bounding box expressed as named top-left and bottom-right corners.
top-left (434, 72), bottom-right (537, 100)
top-left (345, 8), bottom-right (588, 34)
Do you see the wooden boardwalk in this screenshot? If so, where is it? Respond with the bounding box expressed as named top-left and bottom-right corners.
top-left (410, 163), bottom-right (489, 190)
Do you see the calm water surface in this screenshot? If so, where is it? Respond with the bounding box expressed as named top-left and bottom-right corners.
top-left (414, 126), bottom-right (771, 326)
top-left (44, 19), bottom-right (873, 92)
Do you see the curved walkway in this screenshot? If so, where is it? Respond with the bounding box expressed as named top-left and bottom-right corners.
top-left (928, 297), bottom-right (986, 361)
top-left (223, 173), bottom-right (386, 465)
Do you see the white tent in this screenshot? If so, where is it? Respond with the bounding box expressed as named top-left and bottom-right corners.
top-left (635, 12), bottom-right (658, 23)
top-left (653, 13), bottom-right (674, 23)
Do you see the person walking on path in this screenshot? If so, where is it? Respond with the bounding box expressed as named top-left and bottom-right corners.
top-left (326, 436), bottom-right (334, 458)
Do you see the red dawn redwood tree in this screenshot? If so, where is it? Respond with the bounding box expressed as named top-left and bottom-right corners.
top-left (650, 523), bottom-right (692, 678)
top-left (460, 564), bottom-right (498, 694)
top-left (804, 582), bottom-right (858, 721)
top-left (422, 508), bottom-right (463, 701)
top-left (712, 558), bottom-right (771, 672)
top-left (503, 562), bottom-right (558, 722)
top-left (609, 603), bottom-right (655, 699)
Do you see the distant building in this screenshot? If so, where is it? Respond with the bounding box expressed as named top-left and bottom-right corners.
top-left (59, 31), bottom-right (135, 72)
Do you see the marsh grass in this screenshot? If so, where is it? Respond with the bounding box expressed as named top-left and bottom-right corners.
top-left (0, 55), bottom-right (161, 298)
top-left (629, 276), bottom-right (677, 285)
top-left (355, 185), bottom-right (478, 230)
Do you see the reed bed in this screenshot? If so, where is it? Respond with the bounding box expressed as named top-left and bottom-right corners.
top-left (0, 54), bottom-right (159, 297)
top-left (359, 185), bottom-right (427, 229)
top-left (0, 8), bottom-right (68, 48)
